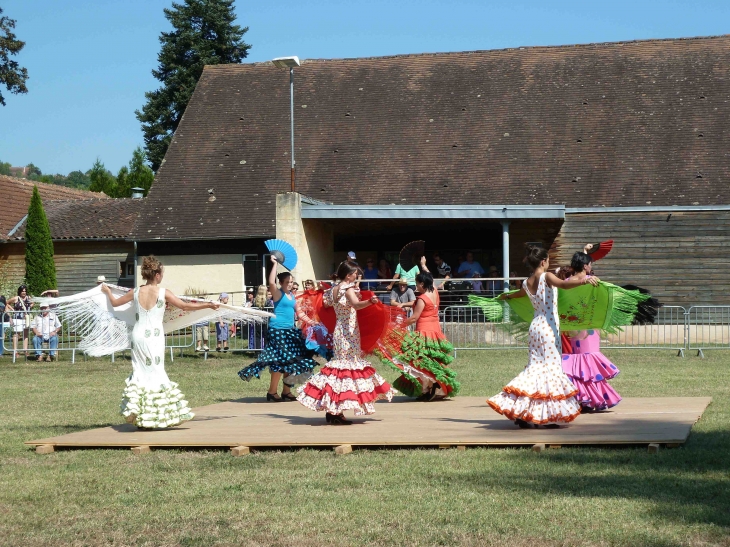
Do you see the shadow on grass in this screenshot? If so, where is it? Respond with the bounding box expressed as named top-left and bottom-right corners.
top-left (451, 428), bottom-right (730, 531)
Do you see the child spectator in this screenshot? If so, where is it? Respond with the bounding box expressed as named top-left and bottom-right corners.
top-left (216, 293), bottom-right (231, 352)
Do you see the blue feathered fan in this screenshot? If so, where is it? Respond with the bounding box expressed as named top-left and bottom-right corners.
top-left (265, 239), bottom-right (298, 271)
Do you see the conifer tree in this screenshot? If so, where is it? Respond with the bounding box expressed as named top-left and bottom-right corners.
top-left (24, 186), bottom-right (56, 295)
top-left (136, 0), bottom-right (251, 171)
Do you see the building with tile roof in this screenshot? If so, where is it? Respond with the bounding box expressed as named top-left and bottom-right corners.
top-left (0, 177), bottom-right (144, 295)
top-left (102, 37), bottom-right (730, 304)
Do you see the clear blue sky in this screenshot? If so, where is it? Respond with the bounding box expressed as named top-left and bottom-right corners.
top-left (2, 0), bottom-right (729, 175)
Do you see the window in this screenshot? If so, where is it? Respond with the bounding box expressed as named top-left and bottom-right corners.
top-left (120, 261), bottom-right (134, 278)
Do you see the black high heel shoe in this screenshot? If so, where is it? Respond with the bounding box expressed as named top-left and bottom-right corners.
top-left (266, 392), bottom-right (283, 402)
top-left (326, 412), bottom-right (352, 425)
top-left (515, 418), bottom-right (533, 429)
top-left (281, 392), bottom-right (297, 401)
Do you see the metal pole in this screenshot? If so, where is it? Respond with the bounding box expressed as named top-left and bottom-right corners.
top-left (501, 220), bottom-right (510, 292)
top-left (290, 66), bottom-right (295, 192)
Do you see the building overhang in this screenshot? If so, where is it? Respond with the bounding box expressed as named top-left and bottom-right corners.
top-left (300, 204), bottom-right (565, 220)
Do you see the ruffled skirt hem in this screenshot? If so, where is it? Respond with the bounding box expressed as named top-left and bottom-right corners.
top-left (297, 367), bottom-right (395, 415)
top-left (487, 392), bottom-right (581, 424)
top-left (120, 379), bottom-right (194, 429)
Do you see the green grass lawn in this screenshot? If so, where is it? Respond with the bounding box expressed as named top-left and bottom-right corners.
top-left (0, 348), bottom-right (728, 547)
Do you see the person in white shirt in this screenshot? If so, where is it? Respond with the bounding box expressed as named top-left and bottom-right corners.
top-left (32, 304), bottom-right (61, 361)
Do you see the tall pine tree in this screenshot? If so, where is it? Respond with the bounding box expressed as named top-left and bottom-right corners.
top-left (136, 0), bottom-right (251, 171)
top-left (25, 186), bottom-right (56, 295)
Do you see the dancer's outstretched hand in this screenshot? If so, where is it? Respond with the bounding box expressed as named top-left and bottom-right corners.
top-left (270, 255), bottom-right (278, 264)
top-left (209, 301), bottom-right (221, 310)
top-left (585, 276), bottom-right (600, 286)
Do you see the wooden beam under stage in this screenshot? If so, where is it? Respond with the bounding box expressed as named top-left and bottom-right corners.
top-left (26, 397), bottom-right (711, 452)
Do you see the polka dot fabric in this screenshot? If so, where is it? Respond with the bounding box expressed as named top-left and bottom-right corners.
top-left (298, 282), bottom-right (394, 416)
top-left (562, 329), bottom-right (622, 410)
top-left (488, 273), bottom-right (581, 424)
top-left (238, 327), bottom-right (317, 384)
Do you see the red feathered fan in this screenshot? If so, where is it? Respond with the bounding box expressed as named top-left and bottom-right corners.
top-left (585, 240), bottom-right (613, 262)
top-left (298, 289), bottom-right (392, 354)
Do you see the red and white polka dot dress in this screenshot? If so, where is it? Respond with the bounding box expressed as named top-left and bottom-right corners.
top-left (487, 273), bottom-right (581, 424)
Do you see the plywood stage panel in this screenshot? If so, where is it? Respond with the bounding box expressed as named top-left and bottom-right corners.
top-left (26, 397), bottom-right (711, 450)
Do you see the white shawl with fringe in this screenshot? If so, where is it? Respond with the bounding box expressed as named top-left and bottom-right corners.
top-left (36, 285), bottom-right (274, 357)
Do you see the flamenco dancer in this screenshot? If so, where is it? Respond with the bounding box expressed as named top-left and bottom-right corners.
top-left (297, 260), bottom-right (395, 425)
top-left (377, 261), bottom-right (460, 401)
top-left (238, 255), bottom-right (318, 401)
top-left (489, 246), bottom-right (599, 428)
top-left (101, 256), bottom-right (219, 429)
top-left (558, 252), bottom-right (622, 411)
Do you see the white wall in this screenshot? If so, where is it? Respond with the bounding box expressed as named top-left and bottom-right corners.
top-left (137, 254), bottom-right (244, 301)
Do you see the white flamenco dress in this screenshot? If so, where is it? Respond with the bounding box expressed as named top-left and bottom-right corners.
top-left (121, 288), bottom-right (194, 428)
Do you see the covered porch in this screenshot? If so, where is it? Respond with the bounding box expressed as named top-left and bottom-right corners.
top-left (276, 193), bottom-right (565, 287)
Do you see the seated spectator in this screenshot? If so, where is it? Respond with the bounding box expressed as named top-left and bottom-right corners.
top-left (378, 259), bottom-right (392, 281)
top-left (32, 304), bottom-right (61, 362)
top-left (390, 279), bottom-right (416, 316)
top-left (457, 251), bottom-right (485, 279)
top-left (362, 258), bottom-right (380, 290)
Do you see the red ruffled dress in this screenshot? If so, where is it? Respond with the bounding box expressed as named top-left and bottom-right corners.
top-left (297, 282), bottom-right (395, 416)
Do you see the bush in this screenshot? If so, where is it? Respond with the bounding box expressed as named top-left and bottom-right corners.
top-left (24, 186), bottom-right (56, 295)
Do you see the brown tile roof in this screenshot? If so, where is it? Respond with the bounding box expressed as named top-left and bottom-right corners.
top-left (133, 35), bottom-right (730, 241)
top-left (7, 198), bottom-right (143, 241)
top-left (0, 175), bottom-right (109, 241)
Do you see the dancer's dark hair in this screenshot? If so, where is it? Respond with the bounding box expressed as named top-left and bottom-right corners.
top-left (416, 272), bottom-right (434, 292)
top-left (334, 260), bottom-right (360, 281)
top-left (277, 272), bottom-right (292, 285)
top-left (523, 245), bottom-right (549, 271)
top-left (570, 252), bottom-right (592, 273)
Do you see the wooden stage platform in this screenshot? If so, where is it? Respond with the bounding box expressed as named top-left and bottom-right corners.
top-left (26, 397), bottom-right (711, 454)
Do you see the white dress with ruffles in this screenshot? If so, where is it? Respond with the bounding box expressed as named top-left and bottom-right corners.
top-left (120, 287), bottom-right (194, 428)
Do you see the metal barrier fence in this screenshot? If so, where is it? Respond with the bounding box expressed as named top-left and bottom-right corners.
top-left (687, 306), bottom-right (730, 357)
top-left (6, 304), bottom-right (730, 360)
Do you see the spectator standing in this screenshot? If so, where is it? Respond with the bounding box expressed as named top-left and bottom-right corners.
top-left (303, 279), bottom-right (316, 292)
top-left (249, 285), bottom-right (269, 349)
top-left (471, 273), bottom-right (483, 293)
top-left (195, 317), bottom-right (210, 352)
top-left (390, 279), bottom-right (416, 316)
top-left (457, 251), bottom-right (485, 279)
top-left (8, 285), bottom-right (32, 357)
top-left (291, 282), bottom-right (300, 294)
top-left (432, 252), bottom-right (452, 288)
top-left (362, 258), bottom-right (380, 290)
top-left (486, 265), bottom-right (504, 297)
top-left (216, 293), bottom-right (231, 352)
top-left (0, 296), bottom-right (9, 358)
top-left (32, 303), bottom-right (61, 361)
top-left (389, 263), bottom-right (420, 291)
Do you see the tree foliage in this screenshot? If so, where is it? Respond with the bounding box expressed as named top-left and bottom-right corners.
top-left (126, 146), bottom-right (155, 196)
top-left (24, 186), bottom-right (56, 295)
top-left (88, 159), bottom-right (117, 196)
top-left (136, 0), bottom-right (251, 171)
top-left (0, 7), bottom-right (29, 106)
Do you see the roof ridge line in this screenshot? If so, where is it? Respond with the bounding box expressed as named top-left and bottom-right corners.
top-left (205, 33), bottom-right (730, 68)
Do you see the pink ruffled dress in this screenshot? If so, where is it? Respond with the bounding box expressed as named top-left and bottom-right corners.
top-left (561, 329), bottom-right (621, 410)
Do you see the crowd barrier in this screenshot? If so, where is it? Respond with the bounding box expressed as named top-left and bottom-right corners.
top-left (4, 303), bottom-right (729, 361)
